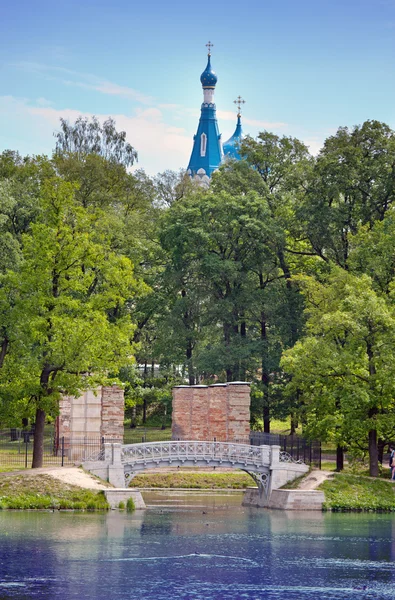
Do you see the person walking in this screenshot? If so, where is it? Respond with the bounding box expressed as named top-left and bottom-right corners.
top-left (390, 446), bottom-right (395, 481)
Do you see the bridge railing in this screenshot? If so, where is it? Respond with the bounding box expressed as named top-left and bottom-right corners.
top-left (121, 440), bottom-right (265, 467)
top-left (250, 432), bottom-right (321, 468)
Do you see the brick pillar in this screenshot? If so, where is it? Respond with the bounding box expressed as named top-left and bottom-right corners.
top-left (172, 386), bottom-right (193, 439)
top-left (172, 382), bottom-right (251, 443)
top-left (208, 384), bottom-right (228, 441)
top-left (101, 386), bottom-right (124, 442)
top-left (227, 382), bottom-right (250, 443)
top-left (191, 385), bottom-right (209, 440)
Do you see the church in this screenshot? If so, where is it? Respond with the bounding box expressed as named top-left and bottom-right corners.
top-left (187, 42), bottom-right (246, 185)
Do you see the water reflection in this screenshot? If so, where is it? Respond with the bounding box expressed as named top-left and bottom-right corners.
top-left (0, 494), bottom-right (395, 599)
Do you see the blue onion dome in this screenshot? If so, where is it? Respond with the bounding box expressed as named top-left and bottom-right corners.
top-left (200, 55), bottom-right (218, 88)
top-left (223, 115), bottom-right (243, 159)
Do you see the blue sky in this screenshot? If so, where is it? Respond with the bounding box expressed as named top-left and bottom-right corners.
top-left (1, 0), bottom-right (395, 175)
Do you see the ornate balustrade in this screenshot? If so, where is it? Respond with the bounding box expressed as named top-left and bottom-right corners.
top-left (121, 440), bottom-right (264, 468)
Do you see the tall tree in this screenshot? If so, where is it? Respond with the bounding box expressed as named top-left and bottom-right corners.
top-left (0, 179), bottom-right (140, 466)
top-left (54, 116), bottom-right (137, 166)
top-left (298, 120), bottom-right (395, 269)
top-left (282, 268), bottom-right (395, 476)
top-left (159, 187), bottom-right (281, 384)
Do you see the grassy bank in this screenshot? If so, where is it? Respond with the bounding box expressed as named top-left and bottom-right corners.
top-left (0, 474), bottom-right (109, 510)
top-left (132, 471), bottom-right (253, 489)
top-left (320, 473), bottom-right (395, 511)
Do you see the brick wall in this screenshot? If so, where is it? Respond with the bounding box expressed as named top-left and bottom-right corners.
top-left (172, 382), bottom-right (250, 442)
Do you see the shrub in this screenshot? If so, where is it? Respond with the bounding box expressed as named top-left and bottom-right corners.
top-left (126, 497), bottom-right (135, 512)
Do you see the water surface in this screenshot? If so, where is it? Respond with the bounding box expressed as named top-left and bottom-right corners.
top-left (0, 492), bottom-right (395, 599)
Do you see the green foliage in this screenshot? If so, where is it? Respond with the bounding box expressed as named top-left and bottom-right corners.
top-left (321, 473), bottom-right (395, 511)
top-left (4, 116), bottom-right (395, 462)
top-left (298, 120), bottom-right (395, 269)
top-left (282, 268), bottom-right (395, 475)
top-left (54, 116), bottom-right (137, 167)
top-left (126, 497), bottom-right (135, 512)
top-left (118, 501), bottom-right (125, 510)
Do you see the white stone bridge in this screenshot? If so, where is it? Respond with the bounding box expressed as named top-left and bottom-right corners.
top-left (83, 440), bottom-right (308, 498)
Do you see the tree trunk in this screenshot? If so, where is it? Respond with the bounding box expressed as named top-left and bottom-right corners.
top-left (224, 323), bottom-right (233, 381)
top-left (142, 361), bottom-right (148, 424)
top-left (290, 413), bottom-right (298, 435)
top-left (130, 405), bottom-right (136, 428)
top-left (186, 341), bottom-right (195, 385)
top-left (239, 319), bottom-right (246, 381)
top-left (32, 408), bottom-right (46, 468)
top-left (260, 308), bottom-right (270, 433)
top-left (366, 341), bottom-right (379, 476)
top-left (0, 336), bottom-right (9, 369)
top-left (369, 428), bottom-right (379, 477)
top-left (336, 445), bottom-right (344, 471)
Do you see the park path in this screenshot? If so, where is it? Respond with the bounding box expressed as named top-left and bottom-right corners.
top-left (0, 466), bottom-right (109, 490)
top-left (296, 469), bottom-right (333, 490)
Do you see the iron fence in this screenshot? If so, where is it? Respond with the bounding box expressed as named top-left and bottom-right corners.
top-left (0, 428), bottom-right (321, 469)
top-left (0, 430), bottom-right (121, 468)
top-left (249, 431), bottom-right (321, 468)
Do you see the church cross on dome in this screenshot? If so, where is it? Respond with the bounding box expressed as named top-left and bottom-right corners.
top-left (206, 40), bottom-right (214, 55)
top-left (234, 95), bottom-right (246, 116)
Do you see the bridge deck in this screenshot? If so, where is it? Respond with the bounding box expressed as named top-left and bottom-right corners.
top-left (121, 440), bottom-right (270, 472)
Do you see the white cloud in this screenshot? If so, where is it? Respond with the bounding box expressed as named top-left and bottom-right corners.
top-left (0, 96), bottom-right (192, 175)
top-left (36, 97), bottom-right (54, 107)
top-left (11, 62), bottom-right (153, 105)
top-left (304, 138), bottom-right (324, 156)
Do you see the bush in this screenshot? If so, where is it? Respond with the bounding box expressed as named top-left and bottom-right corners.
top-left (126, 497), bottom-right (135, 512)
top-left (118, 501), bottom-right (125, 510)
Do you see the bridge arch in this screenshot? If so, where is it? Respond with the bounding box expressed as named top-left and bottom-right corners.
top-left (121, 440), bottom-right (271, 493)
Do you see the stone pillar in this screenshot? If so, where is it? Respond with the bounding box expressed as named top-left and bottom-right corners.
top-left (191, 385), bottom-right (209, 440)
top-left (58, 396), bottom-right (71, 439)
top-left (208, 384), bottom-right (228, 441)
top-left (227, 382), bottom-right (250, 443)
top-left (270, 445), bottom-right (280, 466)
top-left (172, 386), bottom-right (193, 439)
top-left (172, 382), bottom-right (251, 442)
top-left (108, 443), bottom-right (125, 487)
top-left (101, 386), bottom-right (124, 442)
top-left (57, 386), bottom-right (124, 461)
top-left (104, 443), bottom-right (112, 462)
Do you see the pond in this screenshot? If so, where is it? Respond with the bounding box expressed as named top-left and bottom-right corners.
top-left (0, 491), bottom-right (395, 599)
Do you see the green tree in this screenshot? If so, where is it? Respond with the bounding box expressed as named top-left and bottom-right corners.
top-left (54, 116), bottom-right (137, 166)
top-left (159, 187), bottom-right (282, 385)
top-left (282, 269), bottom-right (395, 476)
top-left (298, 120), bottom-right (395, 269)
top-left (0, 179), bottom-right (140, 467)
top-left (211, 137), bottom-right (312, 430)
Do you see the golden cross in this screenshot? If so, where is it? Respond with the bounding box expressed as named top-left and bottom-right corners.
top-left (233, 96), bottom-right (246, 115)
top-left (206, 41), bottom-right (214, 55)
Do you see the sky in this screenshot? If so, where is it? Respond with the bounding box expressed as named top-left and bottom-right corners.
top-left (1, 0), bottom-right (395, 175)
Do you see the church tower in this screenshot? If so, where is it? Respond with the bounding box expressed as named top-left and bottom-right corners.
top-left (187, 42), bottom-right (223, 184)
top-left (223, 96), bottom-right (245, 160)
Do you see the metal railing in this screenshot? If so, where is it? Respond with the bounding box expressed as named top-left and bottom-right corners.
top-left (0, 430), bottom-right (121, 468)
top-left (249, 432), bottom-right (321, 468)
top-left (122, 440), bottom-right (265, 467)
